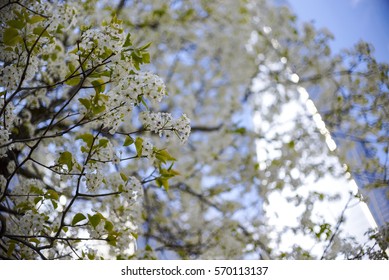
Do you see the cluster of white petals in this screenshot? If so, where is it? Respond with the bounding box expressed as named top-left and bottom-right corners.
top-left (140, 138), bottom-right (154, 160)
top-left (130, 72), bottom-right (167, 103)
top-left (0, 65), bottom-right (22, 92)
top-left (139, 111), bottom-right (191, 142)
top-left (0, 129), bottom-right (11, 158)
top-left (85, 172), bottom-right (104, 192)
top-left (0, 175), bottom-right (6, 195)
top-left (123, 176), bottom-right (143, 204)
top-left (17, 211), bottom-right (46, 235)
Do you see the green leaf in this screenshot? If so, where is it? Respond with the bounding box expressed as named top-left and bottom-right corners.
top-left (91, 103), bottom-right (106, 115)
top-left (3, 28), bottom-right (22, 46)
top-left (51, 200), bottom-right (58, 209)
top-left (45, 189), bottom-right (59, 200)
top-left (91, 79), bottom-right (106, 94)
top-left (7, 242), bottom-right (16, 257)
top-left (167, 168), bottom-right (180, 176)
top-left (88, 213), bottom-right (102, 228)
top-left (120, 172), bottom-right (128, 182)
top-left (68, 61), bottom-right (76, 73)
top-left (107, 234), bottom-right (117, 246)
top-left (58, 151), bottom-right (74, 171)
top-left (97, 138), bottom-right (109, 148)
top-left (32, 26), bottom-right (50, 37)
top-left (65, 76), bottom-right (81, 86)
top-left (76, 133), bottom-right (94, 148)
top-left (155, 149), bottom-right (176, 163)
top-left (7, 19), bottom-right (25, 29)
top-left (142, 52), bottom-right (150, 64)
top-left (16, 201), bottom-right (31, 212)
top-left (28, 15), bottom-right (46, 24)
top-left (156, 177), bottom-right (169, 191)
top-left (104, 220), bottom-right (114, 232)
top-left (135, 137), bottom-right (143, 157)
top-left (131, 52), bottom-right (142, 70)
top-left (79, 98), bottom-right (91, 110)
top-left (34, 196), bottom-right (43, 205)
top-left (139, 41), bottom-right (152, 51)
top-left (123, 135), bottom-right (134, 147)
top-left (133, 49), bottom-right (142, 58)
top-left (30, 185), bottom-right (44, 195)
top-left (232, 127), bottom-right (246, 135)
top-left (159, 166), bottom-right (180, 178)
top-left (72, 213), bottom-right (87, 226)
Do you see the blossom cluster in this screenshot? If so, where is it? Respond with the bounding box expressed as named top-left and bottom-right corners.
top-left (0, 65), bottom-right (23, 92)
top-left (99, 71), bottom-right (169, 134)
top-left (0, 129), bottom-right (11, 158)
top-left (139, 111), bottom-right (191, 143)
top-left (10, 179), bottom-right (44, 207)
top-left (17, 211), bottom-right (47, 235)
top-left (140, 137), bottom-right (155, 160)
top-left (41, 40), bottom-right (69, 83)
top-left (93, 138), bottom-right (119, 163)
top-left (129, 72), bottom-right (167, 104)
top-left (88, 219), bottom-right (106, 239)
top-left (80, 28), bottom-right (123, 59)
top-left (85, 172), bottom-right (104, 192)
top-left (172, 114), bottom-right (191, 143)
top-left (110, 71), bottom-right (167, 105)
top-left (0, 175), bottom-right (6, 195)
top-left (123, 176), bottom-right (143, 204)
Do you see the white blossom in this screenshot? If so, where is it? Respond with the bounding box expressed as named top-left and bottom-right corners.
top-left (88, 221), bottom-right (106, 239)
top-left (85, 172), bottom-right (104, 192)
top-left (0, 65), bottom-right (22, 92)
top-left (123, 176), bottom-right (143, 204)
top-left (128, 72), bottom-right (167, 104)
top-left (139, 111), bottom-right (191, 142)
top-left (18, 211), bottom-right (46, 235)
top-left (0, 175), bottom-right (6, 195)
top-left (0, 129), bottom-right (11, 158)
top-left (7, 160), bottom-right (16, 174)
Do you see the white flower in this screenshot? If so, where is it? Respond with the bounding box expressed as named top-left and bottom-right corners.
top-left (140, 138), bottom-right (155, 161)
top-left (0, 129), bottom-right (11, 158)
top-left (85, 172), bottom-right (103, 192)
top-left (0, 175), bottom-right (6, 195)
top-left (7, 160), bottom-right (16, 174)
top-left (89, 221), bottom-right (106, 239)
top-left (139, 111), bottom-right (191, 142)
top-left (139, 111), bottom-right (173, 134)
top-left (128, 72), bottom-right (167, 103)
top-left (123, 176), bottom-right (143, 203)
top-left (94, 138), bottom-right (117, 162)
top-left (0, 65), bottom-right (23, 91)
top-left (112, 155), bottom-right (120, 164)
top-left (172, 114), bottom-right (191, 143)
top-left (105, 172), bottom-right (123, 191)
top-left (18, 211), bottom-right (46, 235)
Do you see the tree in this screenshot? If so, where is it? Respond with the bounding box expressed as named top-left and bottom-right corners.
top-left (0, 0), bottom-right (387, 260)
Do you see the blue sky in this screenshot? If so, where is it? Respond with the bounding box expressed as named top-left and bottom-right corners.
top-left (286, 0), bottom-right (389, 63)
